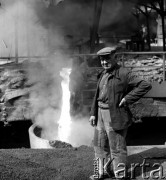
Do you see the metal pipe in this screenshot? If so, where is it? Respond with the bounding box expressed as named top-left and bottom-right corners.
top-left (0, 52), bottom-right (166, 60)
top-left (0, 51), bottom-right (165, 59)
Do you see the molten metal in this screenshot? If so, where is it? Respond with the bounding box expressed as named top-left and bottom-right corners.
top-left (58, 68), bottom-right (72, 143)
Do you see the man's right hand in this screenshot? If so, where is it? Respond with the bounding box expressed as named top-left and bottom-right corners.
top-left (89, 116), bottom-right (96, 127)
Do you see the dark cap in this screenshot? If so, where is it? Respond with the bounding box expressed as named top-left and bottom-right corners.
top-left (97, 47), bottom-right (117, 56)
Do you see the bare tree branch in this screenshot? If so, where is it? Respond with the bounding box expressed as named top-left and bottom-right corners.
top-left (137, 6), bottom-right (147, 16)
top-left (150, 1), bottom-right (161, 14)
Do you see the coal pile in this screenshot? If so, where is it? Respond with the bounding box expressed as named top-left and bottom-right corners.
top-left (49, 140), bottom-right (73, 148)
top-left (0, 61), bottom-right (50, 124)
top-left (0, 67), bottom-right (31, 124)
top-left (0, 69), bottom-right (27, 100)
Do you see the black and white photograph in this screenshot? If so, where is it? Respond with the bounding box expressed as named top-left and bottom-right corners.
top-left (0, 0), bottom-right (166, 179)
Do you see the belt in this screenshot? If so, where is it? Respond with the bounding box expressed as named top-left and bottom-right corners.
top-left (98, 101), bottom-right (109, 109)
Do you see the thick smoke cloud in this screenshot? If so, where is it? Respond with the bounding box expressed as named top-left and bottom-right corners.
top-left (0, 0), bottom-right (93, 146)
top-left (34, 0), bottom-right (93, 38)
top-left (26, 53), bottom-right (71, 141)
top-left (0, 0), bottom-right (139, 56)
top-left (0, 0), bottom-right (49, 57)
top-left (34, 0), bottom-right (137, 41)
top-left (0, 0), bottom-right (139, 147)
top-left (100, 0), bottom-right (138, 36)
top-left (69, 116), bottom-right (94, 147)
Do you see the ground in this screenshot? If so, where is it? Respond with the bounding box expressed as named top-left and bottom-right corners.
top-left (0, 146), bottom-right (166, 180)
top-left (0, 55), bottom-right (166, 180)
top-left (0, 146), bottom-right (94, 180)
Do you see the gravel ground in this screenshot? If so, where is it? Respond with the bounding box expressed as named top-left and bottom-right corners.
top-left (0, 146), bottom-right (166, 180)
top-left (0, 146), bottom-right (94, 180)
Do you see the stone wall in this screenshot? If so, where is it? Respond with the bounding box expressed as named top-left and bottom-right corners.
top-left (123, 55), bottom-right (164, 83)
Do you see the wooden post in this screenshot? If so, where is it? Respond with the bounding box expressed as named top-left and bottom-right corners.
top-left (14, 18), bottom-right (18, 63)
top-left (121, 54), bottom-right (125, 67)
top-left (163, 53), bottom-right (165, 81)
top-left (90, 0), bottom-right (103, 53)
top-left (26, 16), bottom-right (30, 59)
top-left (14, 2), bottom-right (19, 63)
top-left (24, 0), bottom-right (30, 59)
top-left (145, 6), bottom-right (151, 51)
top-left (160, 0), bottom-right (166, 51)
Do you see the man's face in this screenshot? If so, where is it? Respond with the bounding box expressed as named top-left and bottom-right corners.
top-left (99, 54), bottom-right (115, 70)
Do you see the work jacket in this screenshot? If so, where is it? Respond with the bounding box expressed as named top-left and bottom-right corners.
top-left (90, 63), bottom-right (152, 130)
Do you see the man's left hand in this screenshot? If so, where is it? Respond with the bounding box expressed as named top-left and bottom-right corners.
top-left (119, 98), bottom-right (127, 107)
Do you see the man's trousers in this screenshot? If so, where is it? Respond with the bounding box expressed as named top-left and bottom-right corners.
top-left (93, 107), bottom-right (128, 178)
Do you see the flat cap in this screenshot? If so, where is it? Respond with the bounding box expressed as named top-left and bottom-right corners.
top-left (97, 47), bottom-right (117, 56)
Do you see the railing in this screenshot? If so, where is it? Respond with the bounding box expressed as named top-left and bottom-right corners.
top-left (0, 51), bottom-right (165, 80)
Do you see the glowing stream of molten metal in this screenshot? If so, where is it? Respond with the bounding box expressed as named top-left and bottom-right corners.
top-left (58, 68), bottom-right (72, 142)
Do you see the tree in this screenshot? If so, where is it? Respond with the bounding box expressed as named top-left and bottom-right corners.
top-left (90, 0), bottom-right (103, 53)
top-left (134, 5), bottom-right (152, 51)
top-left (137, 0), bottom-right (166, 51)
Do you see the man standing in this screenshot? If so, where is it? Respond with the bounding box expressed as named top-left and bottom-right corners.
top-left (89, 47), bottom-right (151, 180)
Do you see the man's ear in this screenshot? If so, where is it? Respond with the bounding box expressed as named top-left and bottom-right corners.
top-left (111, 53), bottom-right (117, 59)
top-left (114, 54), bottom-right (117, 59)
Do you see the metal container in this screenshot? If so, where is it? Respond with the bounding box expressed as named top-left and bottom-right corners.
top-left (28, 124), bottom-right (53, 149)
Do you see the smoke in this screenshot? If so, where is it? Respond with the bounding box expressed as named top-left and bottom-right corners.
top-left (100, 0), bottom-right (138, 35)
top-left (69, 115), bottom-right (94, 147)
top-left (0, 0), bottom-right (72, 141)
top-left (34, 0), bottom-right (137, 40)
top-left (26, 57), bottom-right (95, 147)
top-left (22, 0), bottom-right (94, 146)
top-left (0, 0), bottom-right (94, 147)
top-left (1, 0), bottom-right (135, 147)
top-left (0, 0), bottom-right (141, 57)
top-left (100, 0), bottom-right (123, 28)
top-left (35, 108), bottom-right (60, 141)
top-left (26, 53), bottom-right (71, 138)
top-left (34, 0), bottom-right (93, 38)
top-left (0, 0), bottom-right (49, 57)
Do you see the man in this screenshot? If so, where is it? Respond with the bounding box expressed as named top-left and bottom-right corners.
top-left (89, 47), bottom-right (152, 180)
